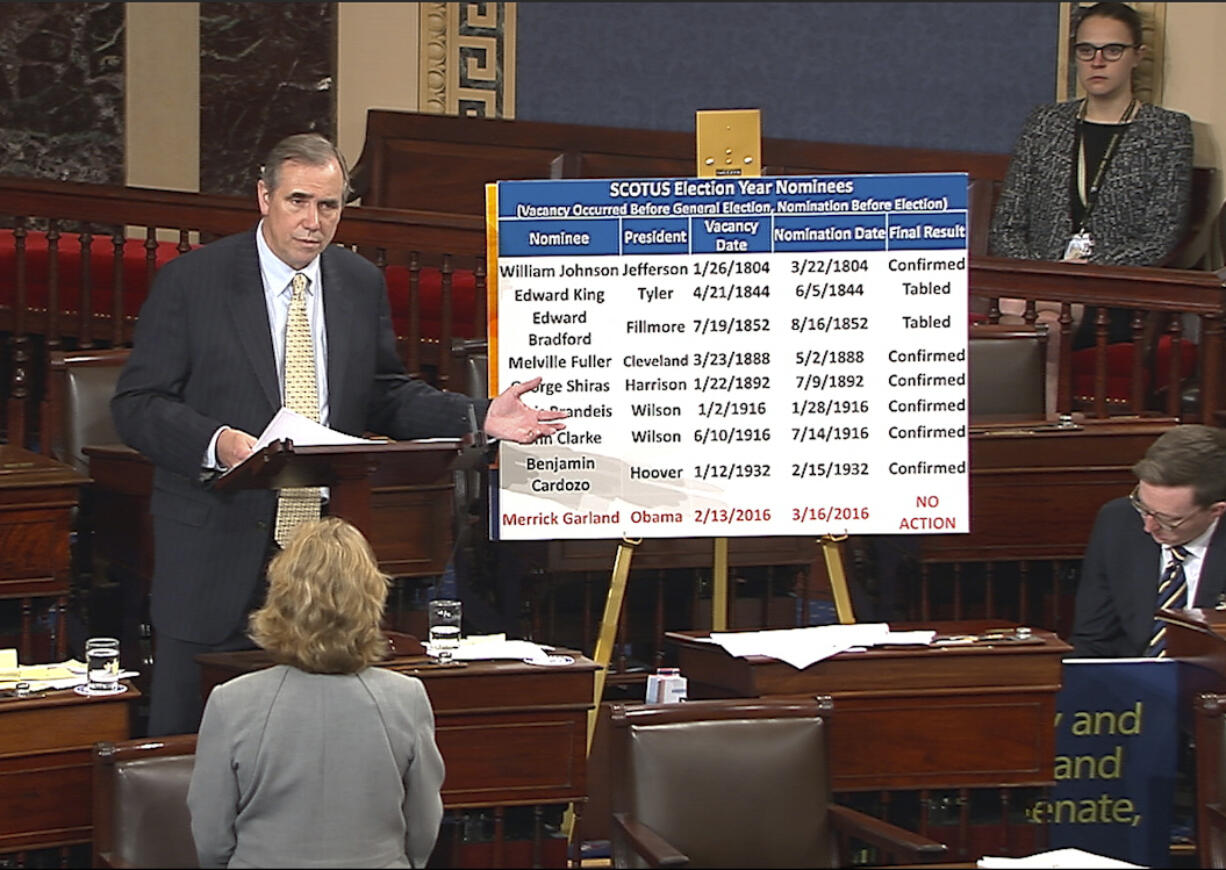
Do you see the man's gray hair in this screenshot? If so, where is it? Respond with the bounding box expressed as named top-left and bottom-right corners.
top-left (260, 133), bottom-right (351, 200)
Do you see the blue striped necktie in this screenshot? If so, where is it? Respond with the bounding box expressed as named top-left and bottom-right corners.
top-left (1146, 545), bottom-right (1189, 657)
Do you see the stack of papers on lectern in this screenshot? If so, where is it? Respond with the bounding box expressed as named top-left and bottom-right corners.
top-left (251, 407), bottom-right (382, 453)
top-left (705, 624), bottom-right (936, 669)
top-left (978, 847), bottom-right (1142, 868)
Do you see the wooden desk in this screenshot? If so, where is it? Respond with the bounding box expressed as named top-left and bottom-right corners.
top-left (667, 622), bottom-right (1069, 792)
top-left (0, 444), bottom-right (89, 660)
top-left (83, 443), bottom-right (455, 579)
top-left (196, 650), bottom-right (598, 810)
top-left (81, 444), bottom-right (153, 584)
top-left (923, 419), bottom-right (1173, 563)
top-left (0, 684), bottom-right (137, 853)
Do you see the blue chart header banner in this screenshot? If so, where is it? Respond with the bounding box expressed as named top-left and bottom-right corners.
top-left (494, 173), bottom-right (968, 257)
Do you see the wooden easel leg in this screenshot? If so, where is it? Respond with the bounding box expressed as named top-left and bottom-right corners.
top-left (712, 537), bottom-right (729, 631)
top-left (821, 534), bottom-right (856, 624)
top-left (563, 536), bottom-right (641, 845)
top-left (586, 536), bottom-right (641, 747)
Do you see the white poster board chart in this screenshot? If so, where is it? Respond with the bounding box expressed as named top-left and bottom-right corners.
top-left (486, 173), bottom-right (970, 541)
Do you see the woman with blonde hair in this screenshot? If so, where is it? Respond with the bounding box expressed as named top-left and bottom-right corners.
top-left (188, 518), bottom-right (445, 868)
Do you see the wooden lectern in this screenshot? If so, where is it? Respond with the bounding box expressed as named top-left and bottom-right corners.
top-left (211, 436), bottom-right (490, 541)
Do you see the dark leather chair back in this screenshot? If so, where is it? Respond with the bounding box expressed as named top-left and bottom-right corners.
top-left (969, 324), bottom-right (1047, 420)
top-left (610, 699), bottom-right (834, 868)
top-left (93, 734), bottom-right (198, 869)
top-left (451, 337), bottom-right (489, 400)
top-left (44, 348), bottom-right (131, 473)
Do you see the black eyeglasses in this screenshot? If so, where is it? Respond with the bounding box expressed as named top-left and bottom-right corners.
top-left (1073, 42), bottom-right (1136, 62)
top-left (1129, 484), bottom-right (1201, 533)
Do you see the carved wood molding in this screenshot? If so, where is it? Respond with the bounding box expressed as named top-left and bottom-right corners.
top-left (418, 2), bottom-right (516, 118)
top-left (1057, 2), bottom-right (1166, 104)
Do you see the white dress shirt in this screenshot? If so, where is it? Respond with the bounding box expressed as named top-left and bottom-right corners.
top-left (204, 221), bottom-right (330, 468)
top-left (1164, 517), bottom-right (1218, 607)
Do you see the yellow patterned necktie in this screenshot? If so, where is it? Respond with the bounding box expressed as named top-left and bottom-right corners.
top-left (274, 272), bottom-right (321, 545)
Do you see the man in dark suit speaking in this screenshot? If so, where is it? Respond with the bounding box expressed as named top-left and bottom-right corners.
top-left (1071, 425), bottom-right (1226, 658)
top-left (112, 133), bottom-right (564, 735)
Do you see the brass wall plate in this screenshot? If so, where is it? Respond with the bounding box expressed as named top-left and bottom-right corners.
top-left (696, 109), bottom-right (762, 178)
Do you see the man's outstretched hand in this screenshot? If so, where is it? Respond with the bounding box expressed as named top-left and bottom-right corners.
top-left (482, 376), bottom-right (568, 443)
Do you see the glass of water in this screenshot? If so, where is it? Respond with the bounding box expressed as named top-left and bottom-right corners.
top-left (428, 599), bottom-right (462, 662)
top-left (85, 636), bottom-right (121, 693)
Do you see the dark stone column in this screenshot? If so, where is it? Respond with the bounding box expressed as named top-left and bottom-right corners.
top-left (0, 2), bottom-right (124, 182)
top-left (199, 2), bottom-right (337, 196)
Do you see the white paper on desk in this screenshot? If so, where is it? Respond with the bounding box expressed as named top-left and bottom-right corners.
top-left (1, 659), bottom-right (90, 691)
top-left (877, 629), bottom-right (937, 646)
top-left (251, 407), bottom-right (382, 454)
top-left (447, 636), bottom-right (554, 663)
top-left (978, 846), bottom-right (1142, 868)
top-left (710, 624), bottom-right (894, 669)
top-left (0, 659), bottom-right (82, 683)
top-left (0, 675), bottom-right (85, 691)
top-left (0, 658), bottom-right (139, 691)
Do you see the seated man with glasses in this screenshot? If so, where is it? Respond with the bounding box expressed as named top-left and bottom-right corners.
top-left (1071, 425), bottom-right (1226, 657)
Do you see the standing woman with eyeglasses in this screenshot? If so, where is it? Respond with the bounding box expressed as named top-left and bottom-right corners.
top-left (989, 2), bottom-right (1193, 344)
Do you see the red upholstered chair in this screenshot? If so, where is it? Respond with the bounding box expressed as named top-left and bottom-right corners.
top-left (0, 229), bottom-right (190, 320)
top-left (1, 230), bottom-right (485, 386)
top-left (384, 263), bottom-right (480, 341)
top-left (1071, 334), bottom-right (1198, 410)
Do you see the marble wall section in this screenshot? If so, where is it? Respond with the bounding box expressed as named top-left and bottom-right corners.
top-left (199, 2), bottom-right (337, 196)
top-left (0, 2), bottom-right (124, 183)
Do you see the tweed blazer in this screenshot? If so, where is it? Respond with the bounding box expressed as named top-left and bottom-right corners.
top-left (188, 665), bottom-right (445, 868)
top-left (989, 100), bottom-right (1193, 266)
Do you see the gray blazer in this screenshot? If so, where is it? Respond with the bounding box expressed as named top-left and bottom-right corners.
top-left (989, 100), bottom-right (1193, 266)
top-left (187, 665), bottom-right (445, 868)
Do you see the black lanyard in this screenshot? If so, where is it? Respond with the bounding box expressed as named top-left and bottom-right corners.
top-left (1075, 98), bottom-right (1139, 231)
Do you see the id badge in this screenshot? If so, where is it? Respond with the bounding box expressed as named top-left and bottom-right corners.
top-left (1064, 231), bottom-right (1094, 260)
